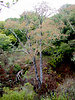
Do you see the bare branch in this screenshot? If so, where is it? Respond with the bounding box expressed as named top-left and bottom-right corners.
top-left (67, 19), bottom-right (75, 32)
top-left (9, 29), bottom-right (29, 55)
top-left (12, 49), bottom-right (27, 53)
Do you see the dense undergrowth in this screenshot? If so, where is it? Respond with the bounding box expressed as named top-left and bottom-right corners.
top-left (0, 51), bottom-right (75, 100)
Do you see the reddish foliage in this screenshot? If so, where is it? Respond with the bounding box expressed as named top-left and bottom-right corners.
top-left (56, 63), bottom-right (73, 78)
top-left (0, 66), bottom-right (16, 88)
top-left (26, 60), bottom-right (62, 95)
top-left (36, 72), bottom-right (62, 95)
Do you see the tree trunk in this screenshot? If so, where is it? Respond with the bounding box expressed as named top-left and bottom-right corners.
top-left (33, 56), bottom-right (41, 87)
top-left (40, 50), bottom-right (43, 84)
top-left (39, 18), bottom-right (43, 84)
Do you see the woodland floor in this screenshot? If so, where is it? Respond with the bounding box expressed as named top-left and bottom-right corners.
top-left (22, 56), bottom-right (75, 95)
top-left (0, 54), bottom-right (75, 98)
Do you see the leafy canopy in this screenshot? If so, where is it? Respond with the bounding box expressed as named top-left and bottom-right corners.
top-left (0, 34), bottom-right (11, 50)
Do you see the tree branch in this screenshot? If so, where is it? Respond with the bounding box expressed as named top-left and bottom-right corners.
top-left (67, 19), bottom-right (75, 32)
top-left (10, 29), bottom-right (29, 55)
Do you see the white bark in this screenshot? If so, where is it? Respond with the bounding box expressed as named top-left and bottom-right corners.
top-left (10, 29), bottom-right (29, 55)
top-left (33, 56), bottom-right (41, 87)
top-left (40, 51), bottom-right (43, 84)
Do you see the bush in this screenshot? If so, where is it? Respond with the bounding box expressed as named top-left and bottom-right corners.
top-left (13, 64), bottom-right (21, 72)
top-left (59, 42), bottom-right (73, 55)
top-left (48, 42), bottom-right (74, 69)
top-left (48, 53), bottom-right (63, 69)
top-left (42, 46), bottom-right (53, 56)
top-left (41, 92), bottom-right (71, 100)
top-left (56, 78), bottom-right (75, 100)
top-left (25, 59), bottom-right (33, 64)
top-left (0, 88), bottom-right (25, 100)
top-left (0, 34), bottom-right (11, 50)
top-left (0, 83), bottom-right (36, 100)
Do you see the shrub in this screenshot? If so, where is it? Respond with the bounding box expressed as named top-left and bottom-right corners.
top-left (59, 42), bottom-right (73, 56)
top-left (48, 53), bottom-right (63, 69)
top-left (0, 83), bottom-right (36, 100)
top-left (48, 42), bottom-right (74, 69)
top-left (0, 87), bottom-right (25, 100)
top-left (13, 64), bottom-right (21, 72)
top-left (41, 92), bottom-right (71, 100)
top-left (42, 46), bottom-right (53, 56)
top-left (25, 59), bottom-right (33, 64)
top-left (0, 34), bottom-right (11, 50)
top-left (56, 78), bottom-right (75, 100)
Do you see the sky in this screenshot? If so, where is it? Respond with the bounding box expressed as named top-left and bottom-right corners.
top-left (0, 0), bottom-right (75, 21)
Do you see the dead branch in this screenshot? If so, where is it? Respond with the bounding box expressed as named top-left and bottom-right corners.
top-left (16, 69), bottom-right (23, 82)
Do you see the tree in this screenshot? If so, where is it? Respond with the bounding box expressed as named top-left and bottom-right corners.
top-left (47, 5), bottom-right (75, 71)
top-left (14, 1), bottom-right (65, 87)
top-left (32, 1), bottom-right (65, 85)
top-left (3, 1), bottom-right (65, 88)
top-left (59, 4), bottom-right (75, 33)
top-left (4, 19), bottom-right (27, 46)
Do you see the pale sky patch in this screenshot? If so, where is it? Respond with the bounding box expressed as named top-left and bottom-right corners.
top-left (0, 0), bottom-right (75, 21)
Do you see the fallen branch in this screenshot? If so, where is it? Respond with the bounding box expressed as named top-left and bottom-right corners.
top-left (16, 69), bottom-right (23, 82)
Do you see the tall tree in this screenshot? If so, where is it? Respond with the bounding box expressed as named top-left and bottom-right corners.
top-left (33, 1), bottom-right (57, 84)
top-left (4, 1), bottom-right (66, 88)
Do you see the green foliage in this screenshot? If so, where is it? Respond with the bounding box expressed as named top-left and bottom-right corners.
top-left (0, 87), bottom-right (26, 100)
top-left (19, 12), bottom-right (39, 30)
top-left (49, 5), bottom-right (75, 69)
top-left (48, 54), bottom-right (63, 68)
top-left (56, 93), bottom-right (70, 100)
top-left (6, 2), bottom-right (10, 8)
top-left (59, 42), bottom-right (73, 54)
top-left (0, 83), bottom-right (36, 100)
top-left (0, 29), bottom-right (19, 46)
top-left (9, 34), bottom-right (17, 43)
top-left (0, 34), bottom-right (11, 50)
top-left (41, 92), bottom-right (71, 100)
top-left (71, 53), bottom-right (75, 63)
top-left (0, 51), bottom-right (9, 66)
top-left (25, 59), bottom-right (33, 64)
top-left (1, 28), bottom-right (27, 46)
top-left (61, 6), bottom-right (75, 39)
top-left (14, 29), bottom-right (27, 44)
top-left (0, 21), bottom-right (5, 29)
top-left (48, 42), bottom-right (74, 69)
top-left (2, 29), bottom-right (11, 36)
top-left (67, 84), bottom-right (75, 99)
top-left (51, 4), bottom-right (75, 41)
top-left (50, 13), bottom-right (63, 23)
top-left (13, 64), bottom-right (21, 72)
top-left (56, 78), bottom-right (75, 100)
top-left (42, 46), bottom-right (54, 55)
top-left (5, 18), bottom-right (19, 22)
top-left (68, 40), bottom-right (75, 48)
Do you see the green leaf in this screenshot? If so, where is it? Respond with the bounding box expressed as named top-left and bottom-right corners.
top-left (6, 2), bottom-right (10, 8)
